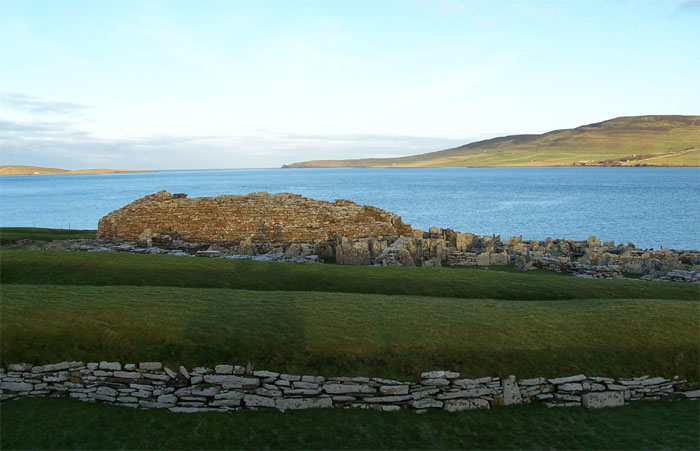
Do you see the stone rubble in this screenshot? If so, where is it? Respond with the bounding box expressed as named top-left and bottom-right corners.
top-left (1, 361), bottom-right (697, 413)
top-left (8, 191), bottom-right (699, 282)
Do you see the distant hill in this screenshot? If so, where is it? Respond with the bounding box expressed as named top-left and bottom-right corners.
top-left (0, 166), bottom-right (154, 176)
top-left (284, 115), bottom-right (700, 168)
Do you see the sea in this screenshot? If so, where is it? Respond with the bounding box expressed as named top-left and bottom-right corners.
top-left (1, 167), bottom-right (698, 250)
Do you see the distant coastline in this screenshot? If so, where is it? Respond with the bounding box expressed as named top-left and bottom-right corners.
top-left (283, 115), bottom-right (700, 168)
top-left (0, 166), bottom-right (155, 176)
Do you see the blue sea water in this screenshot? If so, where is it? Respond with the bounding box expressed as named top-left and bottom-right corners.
top-left (0, 167), bottom-right (698, 250)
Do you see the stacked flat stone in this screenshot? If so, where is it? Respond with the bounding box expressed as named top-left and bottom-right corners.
top-left (23, 191), bottom-right (700, 281)
top-left (1, 362), bottom-right (697, 413)
top-left (96, 191), bottom-right (416, 255)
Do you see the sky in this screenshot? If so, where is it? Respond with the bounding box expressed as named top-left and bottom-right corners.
top-left (1, 0), bottom-right (699, 169)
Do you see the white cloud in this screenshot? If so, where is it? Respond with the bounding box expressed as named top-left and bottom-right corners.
top-left (1, 92), bottom-right (87, 115)
top-left (0, 116), bottom-right (470, 169)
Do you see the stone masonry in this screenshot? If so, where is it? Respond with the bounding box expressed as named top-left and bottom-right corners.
top-left (97, 191), bottom-right (416, 256)
top-left (1, 361), bottom-right (697, 413)
top-left (81, 191), bottom-right (700, 281)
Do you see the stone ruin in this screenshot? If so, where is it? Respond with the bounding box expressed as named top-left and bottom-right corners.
top-left (97, 190), bottom-right (417, 259)
top-left (91, 191), bottom-right (700, 282)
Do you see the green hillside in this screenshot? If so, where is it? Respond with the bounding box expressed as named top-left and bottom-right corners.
top-left (284, 115), bottom-right (700, 168)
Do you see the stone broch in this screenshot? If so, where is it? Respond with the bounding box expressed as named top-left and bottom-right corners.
top-left (86, 191), bottom-right (700, 279)
top-left (97, 191), bottom-right (416, 256)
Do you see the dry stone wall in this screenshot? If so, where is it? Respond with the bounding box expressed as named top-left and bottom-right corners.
top-left (97, 191), bottom-right (416, 255)
top-left (1, 361), bottom-right (698, 413)
top-left (90, 191), bottom-right (699, 281)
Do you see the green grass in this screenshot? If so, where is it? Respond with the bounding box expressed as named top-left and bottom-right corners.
top-left (286, 115), bottom-right (700, 168)
top-left (0, 227), bottom-right (95, 245)
top-left (2, 249), bottom-right (698, 301)
top-left (2, 397), bottom-right (698, 450)
top-left (2, 284), bottom-right (698, 379)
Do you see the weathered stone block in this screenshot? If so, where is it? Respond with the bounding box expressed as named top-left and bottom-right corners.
top-left (421, 378), bottom-right (450, 386)
top-left (32, 362), bottom-right (76, 373)
top-left (379, 385), bottom-right (409, 395)
top-left (204, 375), bottom-right (259, 388)
top-left (363, 395), bottom-right (413, 403)
top-left (412, 388), bottom-right (440, 399)
top-left (215, 365), bottom-right (234, 374)
top-left (157, 394), bottom-right (177, 404)
top-left (410, 398), bottom-right (443, 409)
top-left (558, 383), bottom-right (584, 392)
top-left (323, 384), bottom-right (376, 395)
top-left (549, 374), bottom-right (586, 385)
top-left (443, 398), bottom-right (490, 412)
top-left (519, 377), bottom-right (546, 386)
top-left (114, 371), bottom-right (141, 379)
top-left (143, 373), bottom-right (169, 381)
top-left (582, 391), bottom-right (625, 409)
top-left (502, 375), bottom-right (522, 405)
top-left (682, 389), bottom-right (700, 399)
top-left (243, 394), bottom-right (276, 408)
top-left (253, 370), bottom-right (279, 379)
top-left (437, 388), bottom-right (493, 400)
top-left (96, 387), bottom-right (118, 397)
top-left (0, 381), bottom-right (32, 392)
top-left (209, 399), bottom-right (242, 407)
top-left (275, 397), bottom-right (333, 410)
top-left (7, 364), bottom-right (33, 372)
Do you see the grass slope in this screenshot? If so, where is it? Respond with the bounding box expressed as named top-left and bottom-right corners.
top-left (284, 115), bottom-right (700, 168)
top-left (2, 285), bottom-right (698, 379)
top-left (2, 398), bottom-right (698, 450)
top-left (0, 227), bottom-right (95, 245)
top-left (2, 250), bottom-right (698, 301)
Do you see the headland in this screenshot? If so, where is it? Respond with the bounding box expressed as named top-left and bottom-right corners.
top-left (0, 166), bottom-right (154, 176)
top-left (284, 115), bottom-right (700, 168)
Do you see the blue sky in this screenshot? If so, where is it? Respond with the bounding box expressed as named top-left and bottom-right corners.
top-left (1, 0), bottom-right (698, 169)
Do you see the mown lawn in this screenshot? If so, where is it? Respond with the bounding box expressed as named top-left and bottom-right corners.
top-left (2, 249), bottom-right (698, 301)
top-left (2, 284), bottom-right (698, 379)
top-left (2, 397), bottom-right (698, 450)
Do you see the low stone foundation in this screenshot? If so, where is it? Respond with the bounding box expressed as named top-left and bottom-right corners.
top-left (1, 361), bottom-right (697, 413)
top-left (86, 191), bottom-right (700, 282)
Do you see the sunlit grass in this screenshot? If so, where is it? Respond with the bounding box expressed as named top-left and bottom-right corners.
top-left (2, 249), bottom-right (697, 301)
top-left (2, 284), bottom-right (697, 379)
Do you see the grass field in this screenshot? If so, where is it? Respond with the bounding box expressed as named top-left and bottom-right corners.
top-left (2, 249), bottom-right (698, 301)
top-left (1, 229), bottom-right (699, 449)
top-left (0, 227), bottom-right (95, 245)
top-left (1, 248), bottom-right (698, 379)
top-left (2, 284), bottom-right (697, 378)
top-left (2, 397), bottom-right (698, 450)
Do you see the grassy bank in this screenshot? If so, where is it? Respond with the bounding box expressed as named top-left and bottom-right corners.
top-left (2, 284), bottom-right (698, 379)
top-left (2, 249), bottom-right (698, 301)
top-left (285, 115), bottom-right (700, 168)
top-left (0, 227), bottom-right (95, 245)
top-left (2, 397), bottom-right (698, 450)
